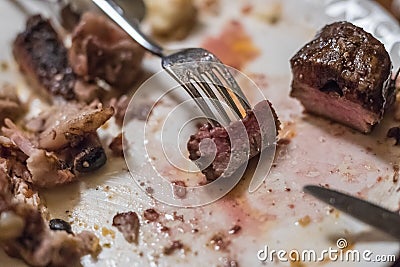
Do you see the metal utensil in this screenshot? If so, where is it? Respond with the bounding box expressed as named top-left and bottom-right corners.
top-left (304, 185), bottom-right (400, 240)
top-left (92, 0), bottom-right (252, 126)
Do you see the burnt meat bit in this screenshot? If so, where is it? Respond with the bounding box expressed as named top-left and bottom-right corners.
top-left (290, 21), bottom-right (394, 133)
top-left (13, 15), bottom-right (75, 100)
top-left (187, 100), bottom-right (279, 181)
top-left (72, 133), bottom-right (107, 173)
top-left (49, 218), bottom-right (73, 234)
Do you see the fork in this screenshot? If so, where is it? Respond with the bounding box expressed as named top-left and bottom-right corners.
top-left (92, 0), bottom-right (251, 126)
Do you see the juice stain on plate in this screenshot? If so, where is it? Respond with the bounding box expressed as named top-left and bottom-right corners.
top-left (202, 20), bottom-right (260, 70)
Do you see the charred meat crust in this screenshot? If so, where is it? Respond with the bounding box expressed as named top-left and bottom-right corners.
top-left (13, 15), bottom-right (76, 100)
top-left (73, 146), bottom-right (106, 173)
top-left (290, 21), bottom-right (394, 133)
top-left (187, 100), bottom-right (279, 181)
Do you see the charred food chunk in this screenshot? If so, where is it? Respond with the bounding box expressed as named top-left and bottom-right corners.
top-left (49, 218), bottom-right (73, 234)
top-left (13, 15), bottom-right (76, 101)
top-left (290, 21), bottom-right (394, 133)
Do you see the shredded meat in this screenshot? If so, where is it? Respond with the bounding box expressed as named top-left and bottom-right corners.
top-left (32, 102), bottom-right (113, 151)
top-left (1, 102), bottom-right (113, 187)
top-left (187, 100), bottom-right (279, 180)
top-left (3, 119), bottom-right (75, 188)
top-left (69, 12), bottom-right (145, 90)
top-left (0, 141), bottom-right (100, 266)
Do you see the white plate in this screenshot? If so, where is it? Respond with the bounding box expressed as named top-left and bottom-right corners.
top-left (1, 0), bottom-right (400, 266)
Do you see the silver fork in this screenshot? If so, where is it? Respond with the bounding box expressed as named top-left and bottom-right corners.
top-left (92, 0), bottom-right (251, 126)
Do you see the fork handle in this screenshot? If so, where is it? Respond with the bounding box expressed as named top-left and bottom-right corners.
top-left (92, 0), bottom-right (166, 57)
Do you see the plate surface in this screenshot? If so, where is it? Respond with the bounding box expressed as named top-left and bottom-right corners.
top-left (1, 0), bottom-right (400, 266)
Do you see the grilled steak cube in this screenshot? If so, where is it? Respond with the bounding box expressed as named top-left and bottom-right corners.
top-left (290, 21), bottom-right (394, 133)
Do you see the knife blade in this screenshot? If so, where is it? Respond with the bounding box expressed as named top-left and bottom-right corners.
top-left (304, 185), bottom-right (400, 240)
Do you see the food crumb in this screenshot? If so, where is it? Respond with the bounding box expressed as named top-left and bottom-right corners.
top-left (171, 180), bottom-right (187, 199)
top-left (112, 211), bottom-right (140, 244)
top-left (393, 164), bottom-right (399, 183)
top-left (0, 61), bottom-right (8, 71)
top-left (101, 227), bottom-right (116, 239)
top-left (103, 243), bottom-right (111, 248)
top-left (220, 257), bottom-right (239, 267)
top-left (145, 187), bottom-right (154, 194)
top-left (228, 225), bottom-right (241, 235)
top-left (297, 215), bottom-right (311, 227)
top-left (163, 240), bottom-right (184, 255)
top-left (93, 224), bottom-right (99, 230)
top-left (209, 233), bottom-right (230, 251)
top-left (277, 138), bottom-right (291, 145)
top-left (144, 208), bottom-right (159, 222)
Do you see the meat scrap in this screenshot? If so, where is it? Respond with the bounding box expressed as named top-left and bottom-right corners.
top-left (112, 211), bottom-right (140, 244)
top-left (3, 119), bottom-right (76, 188)
top-left (2, 102), bottom-right (113, 187)
top-left (143, 208), bottom-right (159, 222)
top-left (69, 12), bottom-right (145, 90)
top-left (13, 15), bottom-right (76, 101)
top-left (0, 156), bottom-right (100, 267)
top-left (163, 240), bottom-right (184, 255)
top-left (290, 21), bottom-right (394, 133)
top-left (187, 100), bottom-right (279, 181)
top-left (31, 102), bottom-right (113, 151)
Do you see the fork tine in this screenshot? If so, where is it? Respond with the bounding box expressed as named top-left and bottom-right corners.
top-left (191, 74), bottom-right (232, 126)
top-left (213, 65), bottom-right (251, 111)
top-left (184, 83), bottom-right (220, 126)
top-left (164, 68), bottom-right (219, 126)
top-left (204, 71), bottom-right (244, 119)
